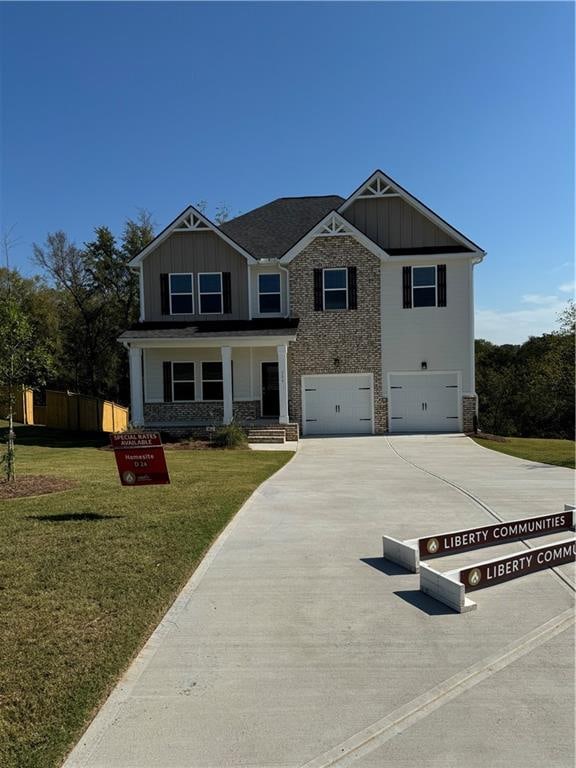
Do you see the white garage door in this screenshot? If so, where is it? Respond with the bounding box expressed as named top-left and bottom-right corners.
top-left (302, 375), bottom-right (373, 435)
top-left (389, 373), bottom-right (460, 433)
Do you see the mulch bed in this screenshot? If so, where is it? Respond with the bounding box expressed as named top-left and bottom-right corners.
top-left (474, 432), bottom-right (509, 443)
top-left (0, 475), bottom-right (77, 500)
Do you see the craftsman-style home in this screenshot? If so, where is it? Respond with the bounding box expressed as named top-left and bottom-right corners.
top-left (120, 170), bottom-right (485, 440)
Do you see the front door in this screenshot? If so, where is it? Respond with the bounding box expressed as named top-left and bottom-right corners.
top-left (261, 363), bottom-right (280, 418)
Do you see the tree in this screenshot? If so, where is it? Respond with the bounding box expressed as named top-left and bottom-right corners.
top-left (0, 242), bottom-right (53, 480)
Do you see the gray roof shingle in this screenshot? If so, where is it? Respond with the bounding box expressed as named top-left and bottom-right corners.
top-left (219, 195), bottom-right (344, 260)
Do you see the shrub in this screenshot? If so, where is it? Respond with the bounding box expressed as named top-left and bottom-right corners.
top-left (212, 423), bottom-right (248, 449)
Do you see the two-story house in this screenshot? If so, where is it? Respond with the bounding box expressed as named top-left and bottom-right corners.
top-left (120, 170), bottom-right (485, 439)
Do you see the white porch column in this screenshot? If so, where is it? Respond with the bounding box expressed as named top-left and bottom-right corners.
top-left (277, 344), bottom-right (289, 425)
top-left (128, 345), bottom-right (144, 426)
top-left (221, 346), bottom-right (233, 424)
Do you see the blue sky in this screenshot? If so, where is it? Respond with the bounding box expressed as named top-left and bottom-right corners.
top-left (1, 1), bottom-right (573, 343)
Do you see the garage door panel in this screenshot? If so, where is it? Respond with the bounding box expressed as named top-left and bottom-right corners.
top-left (303, 375), bottom-right (373, 435)
top-left (389, 373), bottom-right (460, 433)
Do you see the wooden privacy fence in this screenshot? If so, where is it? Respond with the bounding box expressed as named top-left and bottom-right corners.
top-left (37, 390), bottom-right (129, 433)
top-left (1, 388), bottom-right (128, 433)
top-left (0, 387), bottom-right (35, 425)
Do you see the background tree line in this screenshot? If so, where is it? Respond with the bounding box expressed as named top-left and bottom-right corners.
top-left (475, 302), bottom-right (575, 439)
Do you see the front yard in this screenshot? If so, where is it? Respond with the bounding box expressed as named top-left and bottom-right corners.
top-left (0, 425), bottom-right (292, 768)
top-left (473, 436), bottom-right (575, 469)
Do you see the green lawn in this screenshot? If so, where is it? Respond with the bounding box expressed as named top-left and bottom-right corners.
top-left (0, 425), bottom-right (292, 768)
top-left (473, 436), bottom-right (575, 469)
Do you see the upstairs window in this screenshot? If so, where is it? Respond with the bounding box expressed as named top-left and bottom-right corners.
top-left (258, 273), bottom-right (281, 314)
top-left (412, 266), bottom-right (437, 307)
top-left (169, 273), bottom-right (194, 314)
top-left (323, 268), bottom-right (348, 310)
top-left (172, 362), bottom-right (195, 401)
top-left (198, 273), bottom-right (223, 314)
top-left (201, 362), bottom-right (223, 400)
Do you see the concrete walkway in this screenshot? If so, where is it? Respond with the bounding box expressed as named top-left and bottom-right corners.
top-left (65, 435), bottom-right (575, 768)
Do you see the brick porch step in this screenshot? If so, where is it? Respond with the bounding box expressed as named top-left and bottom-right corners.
top-left (247, 428), bottom-right (286, 444)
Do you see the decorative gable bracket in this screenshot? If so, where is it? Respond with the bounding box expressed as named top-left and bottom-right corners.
top-left (174, 212), bottom-right (211, 231)
top-left (318, 213), bottom-right (358, 236)
top-left (356, 176), bottom-right (400, 199)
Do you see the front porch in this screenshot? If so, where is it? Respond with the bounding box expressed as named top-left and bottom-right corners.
top-left (122, 320), bottom-right (299, 440)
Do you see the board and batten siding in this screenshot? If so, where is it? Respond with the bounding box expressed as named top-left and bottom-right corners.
top-left (142, 232), bottom-right (249, 321)
top-left (344, 198), bottom-right (461, 251)
top-left (380, 260), bottom-right (473, 393)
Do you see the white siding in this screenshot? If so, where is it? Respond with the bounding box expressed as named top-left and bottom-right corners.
top-left (381, 260), bottom-right (474, 393)
top-left (143, 345), bottom-right (278, 403)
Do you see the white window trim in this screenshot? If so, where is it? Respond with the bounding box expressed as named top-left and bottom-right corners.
top-left (258, 272), bottom-right (282, 314)
top-left (412, 265), bottom-right (437, 308)
top-left (172, 361), bottom-right (196, 402)
top-left (169, 272), bottom-right (194, 315)
top-left (323, 268), bottom-right (348, 311)
top-left (198, 272), bottom-right (223, 315)
top-left (201, 361), bottom-right (224, 401)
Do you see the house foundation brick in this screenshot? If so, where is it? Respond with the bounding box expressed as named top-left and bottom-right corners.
top-left (462, 395), bottom-right (477, 433)
top-left (144, 400), bottom-right (260, 424)
top-left (287, 236), bottom-right (387, 433)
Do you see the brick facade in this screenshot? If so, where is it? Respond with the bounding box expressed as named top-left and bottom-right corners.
top-left (144, 400), bottom-right (260, 424)
top-left (286, 236), bottom-right (387, 433)
top-left (462, 395), bottom-right (477, 433)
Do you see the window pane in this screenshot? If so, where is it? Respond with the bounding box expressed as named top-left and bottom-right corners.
top-left (259, 293), bottom-right (281, 313)
top-left (413, 267), bottom-right (436, 287)
top-left (202, 362), bottom-right (223, 381)
top-left (173, 363), bottom-right (195, 381)
top-left (171, 294), bottom-right (193, 313)
top-left (200, 293), bottom-right (222, 313)
top-left (173, 382), bottom-right (195, 401)
top-left (203, 381), bottom-right (223, 400)
top-left (324, 289), bottom-right (348, 310)
top-left (170, 274), bottom-right (192, 293)
top-left (413, 287), bottom-right (436, 307)
top-left (259, 273), bottom-right (280, 292)
top-left (324, 269), bottom-right (347, 289)
top-left (199, 273), bottom-right (222, 293)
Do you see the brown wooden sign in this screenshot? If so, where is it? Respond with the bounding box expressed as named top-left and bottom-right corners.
top-left (459, 538), bottom-right (576, 591)
top-left (111, 432), bottom-right (170, 486)
top-left (418, 511), bottom-right (575, 559)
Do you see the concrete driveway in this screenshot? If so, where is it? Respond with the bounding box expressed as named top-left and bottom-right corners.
top-left (65, 435), bottom-right (575, 768)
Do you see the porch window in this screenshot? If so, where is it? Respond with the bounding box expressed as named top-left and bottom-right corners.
top-left (323, 268), bottom-right (348, 310)
top-left (172, 362), bottom-right (196, 401)
top-left (202, 362), bottom-right (223, 400)
top-left (169, 273), bottom-right (194, 314)
top-left (412, 266), bottom-right (437, 307)
top-left (198, 273), bottom-right (223, 314)
top-left (258, 273), bottom-right (281, 313)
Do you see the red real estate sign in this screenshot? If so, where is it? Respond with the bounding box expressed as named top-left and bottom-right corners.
top-left (111, 432), bottom-right (170, 486)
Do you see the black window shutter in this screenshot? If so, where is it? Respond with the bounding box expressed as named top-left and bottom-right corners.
top-left (347, 267), bottom-right (357, 310)
top-left (437, 264), bottom-right (447, 307)
top-left (222, 272), bottom-right (232, 313)
top-left (163, 362), bottom-right (173, 402)
top-left (402, 266), bottom-right (412, 308)
top-left (160, 273), bottom-right (170, 315)
top-left (313, 269), bottom-right (323, 311)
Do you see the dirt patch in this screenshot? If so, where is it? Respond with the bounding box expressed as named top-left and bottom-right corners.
top-left (0, 475), bottom-right (77, 500)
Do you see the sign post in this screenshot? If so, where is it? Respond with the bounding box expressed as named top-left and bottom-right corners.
top-left (111, 432), bottom-right (170, 486)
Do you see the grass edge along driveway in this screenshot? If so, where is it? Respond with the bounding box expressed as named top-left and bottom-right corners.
top-left (0, 428), bottom-right (292, 768)
top-left (472, 436), bottom-right (575, 469)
